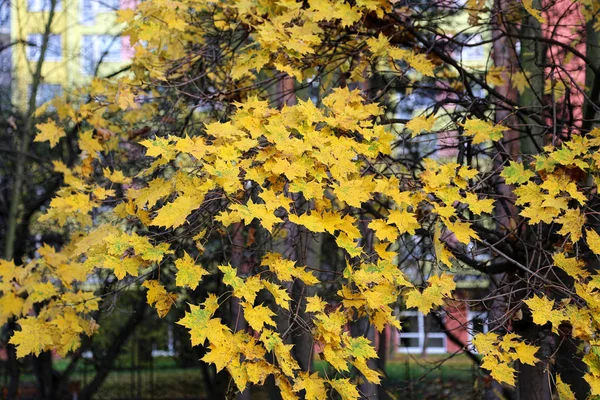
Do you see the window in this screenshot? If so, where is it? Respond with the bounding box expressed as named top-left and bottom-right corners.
top-left (398, 311), bottom-right (447, 354)
top-left (28, 0), bottom-right (61, 12)
top-left (27, 34), bottom-right (62, 61)
top-left (461, 34), bottom-right (485, 62)
top-left (81, 0), bottom-right (120, 24)
top-left (0, 1), bottom-right (10, 32)
top-left (81, 35), bottom-right (122, 75)
top-left (29, 83), bottom-right (62, 107)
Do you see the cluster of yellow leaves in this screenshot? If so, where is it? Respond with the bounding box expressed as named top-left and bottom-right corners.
top-left (25, 78), bottom-right (492, 398)
top-left (472, 332), bottom-right (539, 386)
top-left (26, 0), bottom-right (597, 396)
top-left (500, 130), bottom-right (600, 392)
top-left (0, 259), bottom-right (99, 357)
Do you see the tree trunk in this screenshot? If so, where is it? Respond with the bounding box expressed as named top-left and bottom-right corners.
top-left (4, 0), bottom-right (58, 260)
top-left (5, 320), bottom-right (20, 400)
top-left (78, 298), bottom-right (147, 400)
top-left (514, 324), bottom-right (554, 400)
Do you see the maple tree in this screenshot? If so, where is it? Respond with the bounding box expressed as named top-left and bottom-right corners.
top-left (4, 0), bottom-right (600, 399)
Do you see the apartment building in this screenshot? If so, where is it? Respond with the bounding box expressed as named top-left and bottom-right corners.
top-left (10, 0), bottom-right (134, 109)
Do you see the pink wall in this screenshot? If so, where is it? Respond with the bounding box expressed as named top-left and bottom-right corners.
top-left (444, 301), bottom-right (470, 353)
top-left (542, 0), bottom-right (587, 133)
top-left (119, 0), bottom-right (137, 60)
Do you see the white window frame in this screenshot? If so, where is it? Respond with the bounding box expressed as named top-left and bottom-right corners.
top-left (80, 0), bottom-right (119, 25)
top-left (398, 311), bottom-right (447, 354)
top-left (81, 35), bottom-right (122, 75)
top-left (29, 83), bottom-right (62, 107)
top-left (467, 310), bottom-right (489, 353)
top-left (27, 34), bottom-right (62, 62)
top-left (28, 0), bottom-right (62, 12)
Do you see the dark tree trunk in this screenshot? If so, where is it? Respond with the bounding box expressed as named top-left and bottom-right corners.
top-left (78, 299), bottom-right (147, 400)
top-left (33, 351), bottom-right (57, 400)
top-left (6, 321), bottom-right (20, 400)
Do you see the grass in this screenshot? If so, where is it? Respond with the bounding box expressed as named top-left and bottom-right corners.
top-left (11, 354), bottom-right (480, 399)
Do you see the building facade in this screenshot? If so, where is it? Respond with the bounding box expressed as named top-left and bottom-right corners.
top-left (10, 0), bottom-right (134, 109)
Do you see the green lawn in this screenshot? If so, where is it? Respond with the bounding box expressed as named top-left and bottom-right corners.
top-left (14, 354), bottom-right (481, 399)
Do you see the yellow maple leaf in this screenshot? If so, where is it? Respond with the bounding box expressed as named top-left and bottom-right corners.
top-left (116, 84), bottom-right (138, 110)
top-left (330, 378), bottom-right (360, 400)
top-left (293, 371), bottom-right (326, 400)
top-left (246, 360), bottom-right (277, 385)
top-left (587, 229), bottom-right (600, 255)
top-left (175, 252), bottom-right (208, 290)
top-left (486, 66), bottom-right (505, 86)
top-left (10, 317), bottom-right (55, 357)
top-left (553, 252), bottom-right (588, 280)
top-left (445, 219), bottom-right (479, 244)
top-left (461, 118), bottom-right (507, 144)
top-left (525, 295), bottom-right (562, 327)
top-left (262, 281), bottom-right (291, 310)
top-left (177, 296), bottom-right (226, 346)
top-left (103, 168), bottom-right (132, 184)
top-left (512, 71), bottom-right (531, 94)
top-left (556, 208), bottom-right (586, 242)
top-left (243, 303), bottom-right (276, 331)
top-left (433, 224), bottom-right (453, 267)
top-left (0, 292), bottom-right (25, 322)
top-left (34, 120), bottom-right (66, 148)
top-left (472, 332), bottom-right (500, 356)
top-left (368, 219), bottom-right (399, 242)
top-left (334, 178), bottom-right (374, 208)
top-left (353, 357), bottom-right (381, 384)
top-left (151, 194), bottom-right (198, 228)
top-left (305, 296), bottom-right (326, 313)
top-left (406, 114), bottom-right (436, 137)
top-left (79, 130), bottom-right (103, 155)
top-left (481, 355), bottom-right (516, 386)
top-left (501, 161), bottom-right (535, 185)
top-left (142, 280), bottom-right (178, 318)
top-left (405, 274), bottom-right (455, 314)
top-left (556, 374), bottom-right (576, 400)
top-left (511, 341), bottom-right (539, 366)
top-left (387, 209), bottom-right (420, 235)
top-left (202, 340), bottom-right (238, 372)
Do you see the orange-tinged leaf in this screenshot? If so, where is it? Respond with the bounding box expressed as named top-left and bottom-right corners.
top-left (142, 280), bottom-right (178, 318)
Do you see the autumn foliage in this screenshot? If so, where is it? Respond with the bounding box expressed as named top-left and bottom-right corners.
top-left (4, 0), bottom-right (600, 399)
